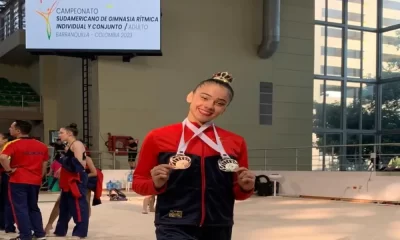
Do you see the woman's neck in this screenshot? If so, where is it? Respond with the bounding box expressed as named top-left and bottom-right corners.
top-left (187, 113), bottom-right (205, 126)
top-left (67, 137), bottom-right (76, 146)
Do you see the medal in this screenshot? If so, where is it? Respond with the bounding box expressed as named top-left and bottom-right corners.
top-left (169, 154), bottom-right (192, 169)
top-left (169, 119), bottom-right (211, 170)
top-left (186, 121), bottom-right (239, 172)
top-left (218, 158), bottom-right (239, 172)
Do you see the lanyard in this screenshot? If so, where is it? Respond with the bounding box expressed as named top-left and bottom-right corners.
top-left (176, 118), bottom-right (211, 155)
top-left (185, 120), bottom-right (229, 159)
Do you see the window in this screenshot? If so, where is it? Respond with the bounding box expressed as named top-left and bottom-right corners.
top-left (320, 66), bottom-right (361, 78)
top-left (259, 82), bottom-right (273, 125)
top-left (324, 47), bottom-right (362, 59)
top-left (313, 79), bottom-right (324, 128)
top-left (382, 30), bottom-right (400, 79)
top-left (313, 79), bottom-right (343, 129)
top-left (323, 10), bottom-right (397, 27)
top-left (382, 0), bottom-right (400, 27)
top-left (383, 0), bottom-right (400, 10)
top-left (313, 0), bottom-right (382, 172)
top-left (381, 81), bottom-right (400, 129)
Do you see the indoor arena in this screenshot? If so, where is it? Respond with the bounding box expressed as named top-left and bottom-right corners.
top-left (1, 0), bottom-right (400, 239)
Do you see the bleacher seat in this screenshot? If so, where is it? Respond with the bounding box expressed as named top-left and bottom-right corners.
top-left (0, 78), bottom-right (40, 107)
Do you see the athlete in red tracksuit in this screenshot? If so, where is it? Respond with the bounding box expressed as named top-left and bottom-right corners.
top-left (0, 121), bottom-right (48, 240)
top-left (133, 72), bottom-right (256, 240)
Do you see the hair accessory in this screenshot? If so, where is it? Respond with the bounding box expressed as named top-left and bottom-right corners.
top-left (212, 72), bottom-right (233, 84)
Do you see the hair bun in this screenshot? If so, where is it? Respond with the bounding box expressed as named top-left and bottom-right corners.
top-left (69, 123), bottom-right (78, 129)
top-left (212, 72), bottom-right (234, 84)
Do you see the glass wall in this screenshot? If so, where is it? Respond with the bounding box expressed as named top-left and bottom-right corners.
top-left (314, 0), bottom-right (400, 171)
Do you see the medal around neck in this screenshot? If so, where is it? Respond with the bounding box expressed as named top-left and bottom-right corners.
top-left (169, 154), bottom-right (192, 170)
top-left (171, 119), bottom-right (210, 170)
top-left (185, 120), bottom-right (239, 172)
top-left (218, 158), bottom-right (239, 172)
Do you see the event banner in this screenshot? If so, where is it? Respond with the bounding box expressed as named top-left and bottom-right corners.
top-left (25, 0), bottom-right (161, 51)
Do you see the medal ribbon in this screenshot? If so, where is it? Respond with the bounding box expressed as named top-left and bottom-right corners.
top-left (185, 120), bottom-right (230, 159)
top-left (176, 119), bottom-right (211, 155)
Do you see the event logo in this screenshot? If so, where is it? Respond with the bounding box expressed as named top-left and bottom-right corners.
top-left (36, 1), bottom-right (58, 40)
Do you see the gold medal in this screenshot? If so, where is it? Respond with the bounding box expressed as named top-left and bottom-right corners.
top-left (218, 158), bottom-right (239, 172)
top-left (169, 154), bottom-right (192, 170)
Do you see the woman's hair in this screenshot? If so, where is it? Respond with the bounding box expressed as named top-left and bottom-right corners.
top-left (64, 123), bottom-right (78, 137)
top-left (193, 72), bottom-right (235, 101)
top-left (0, 132), bottom-right (14, 142)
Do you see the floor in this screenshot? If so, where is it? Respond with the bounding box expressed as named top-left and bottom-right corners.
top-left (3, 193), bottom-right (400, 240)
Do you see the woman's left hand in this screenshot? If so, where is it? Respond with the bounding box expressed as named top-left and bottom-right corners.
top-left (6, 168), bottom-right (17, 175)
top-left (235, 167), bottom-right (256, 191)
top-left (54, 169), bottom-right (61, 178)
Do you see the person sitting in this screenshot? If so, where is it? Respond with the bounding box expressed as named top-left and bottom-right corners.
top-left (386, 156), bottom-right (400, 170)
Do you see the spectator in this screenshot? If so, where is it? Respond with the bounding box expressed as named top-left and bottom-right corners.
top-left (50, 139), bottom-right (65, 161)
top-left (127, 137), bottom-right (138, 169)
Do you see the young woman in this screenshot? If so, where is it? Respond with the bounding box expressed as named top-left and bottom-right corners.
top-left (44, 155), bottom-right (101, 234)
top-left (133, 72), bottom-right (256, 240)
top-left (0, 133), bottom-right (16, 234)
top-left (50, 123), bottom-right (89, 239)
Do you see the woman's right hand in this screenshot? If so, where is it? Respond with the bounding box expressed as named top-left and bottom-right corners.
top-left (151, 164), bottom-right (173, 189)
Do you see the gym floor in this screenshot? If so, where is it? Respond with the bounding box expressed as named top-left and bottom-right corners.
top-left (3, 193), bottom-right (400, 240)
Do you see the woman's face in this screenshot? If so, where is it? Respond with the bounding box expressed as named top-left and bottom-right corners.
top-left (58, 128), bottom-right (72, 142)
top-left (0, 134), bottom-right (8, 148)
top-left (187, 82), bottom-right (230, 124)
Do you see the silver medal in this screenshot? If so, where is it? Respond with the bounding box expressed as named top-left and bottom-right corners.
top-left (218, 158), bottom-right (239, 172)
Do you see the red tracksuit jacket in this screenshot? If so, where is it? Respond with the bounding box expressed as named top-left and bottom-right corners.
top-left (92, 169), bottom-right (103, 206)
top-left (59, 168), bottom-right (82, 198)
top-left (133, 122), bottom-right (253, 227)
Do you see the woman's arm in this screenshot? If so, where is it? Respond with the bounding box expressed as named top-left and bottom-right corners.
top-left (233, 139), bottom-right (254, 200)
top-left (133, 131), bottom-right (166, 195)
top-left (71, 141), bottom-right (87, 167)
top-left (86, 156), bottom-right (97, 177)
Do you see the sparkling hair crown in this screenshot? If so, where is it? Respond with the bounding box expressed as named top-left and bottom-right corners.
top-left (211, 72), bottom-right (234, 84)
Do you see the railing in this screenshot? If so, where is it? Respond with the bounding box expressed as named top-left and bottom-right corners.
top-left (0, 94), bottom-right (42, 112)
top-left (249, 143), bottom-right (400, 171)
top-left (70, 143), bottom-right (400, 171)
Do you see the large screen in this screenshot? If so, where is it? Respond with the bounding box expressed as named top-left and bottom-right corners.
top-left (25, 0), bottom-right (161, 55)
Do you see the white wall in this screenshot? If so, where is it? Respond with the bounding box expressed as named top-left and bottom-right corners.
top-left (257, 171), bottom-right (400, 202)
top-left (101, 170), bottom-right (400, 202)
